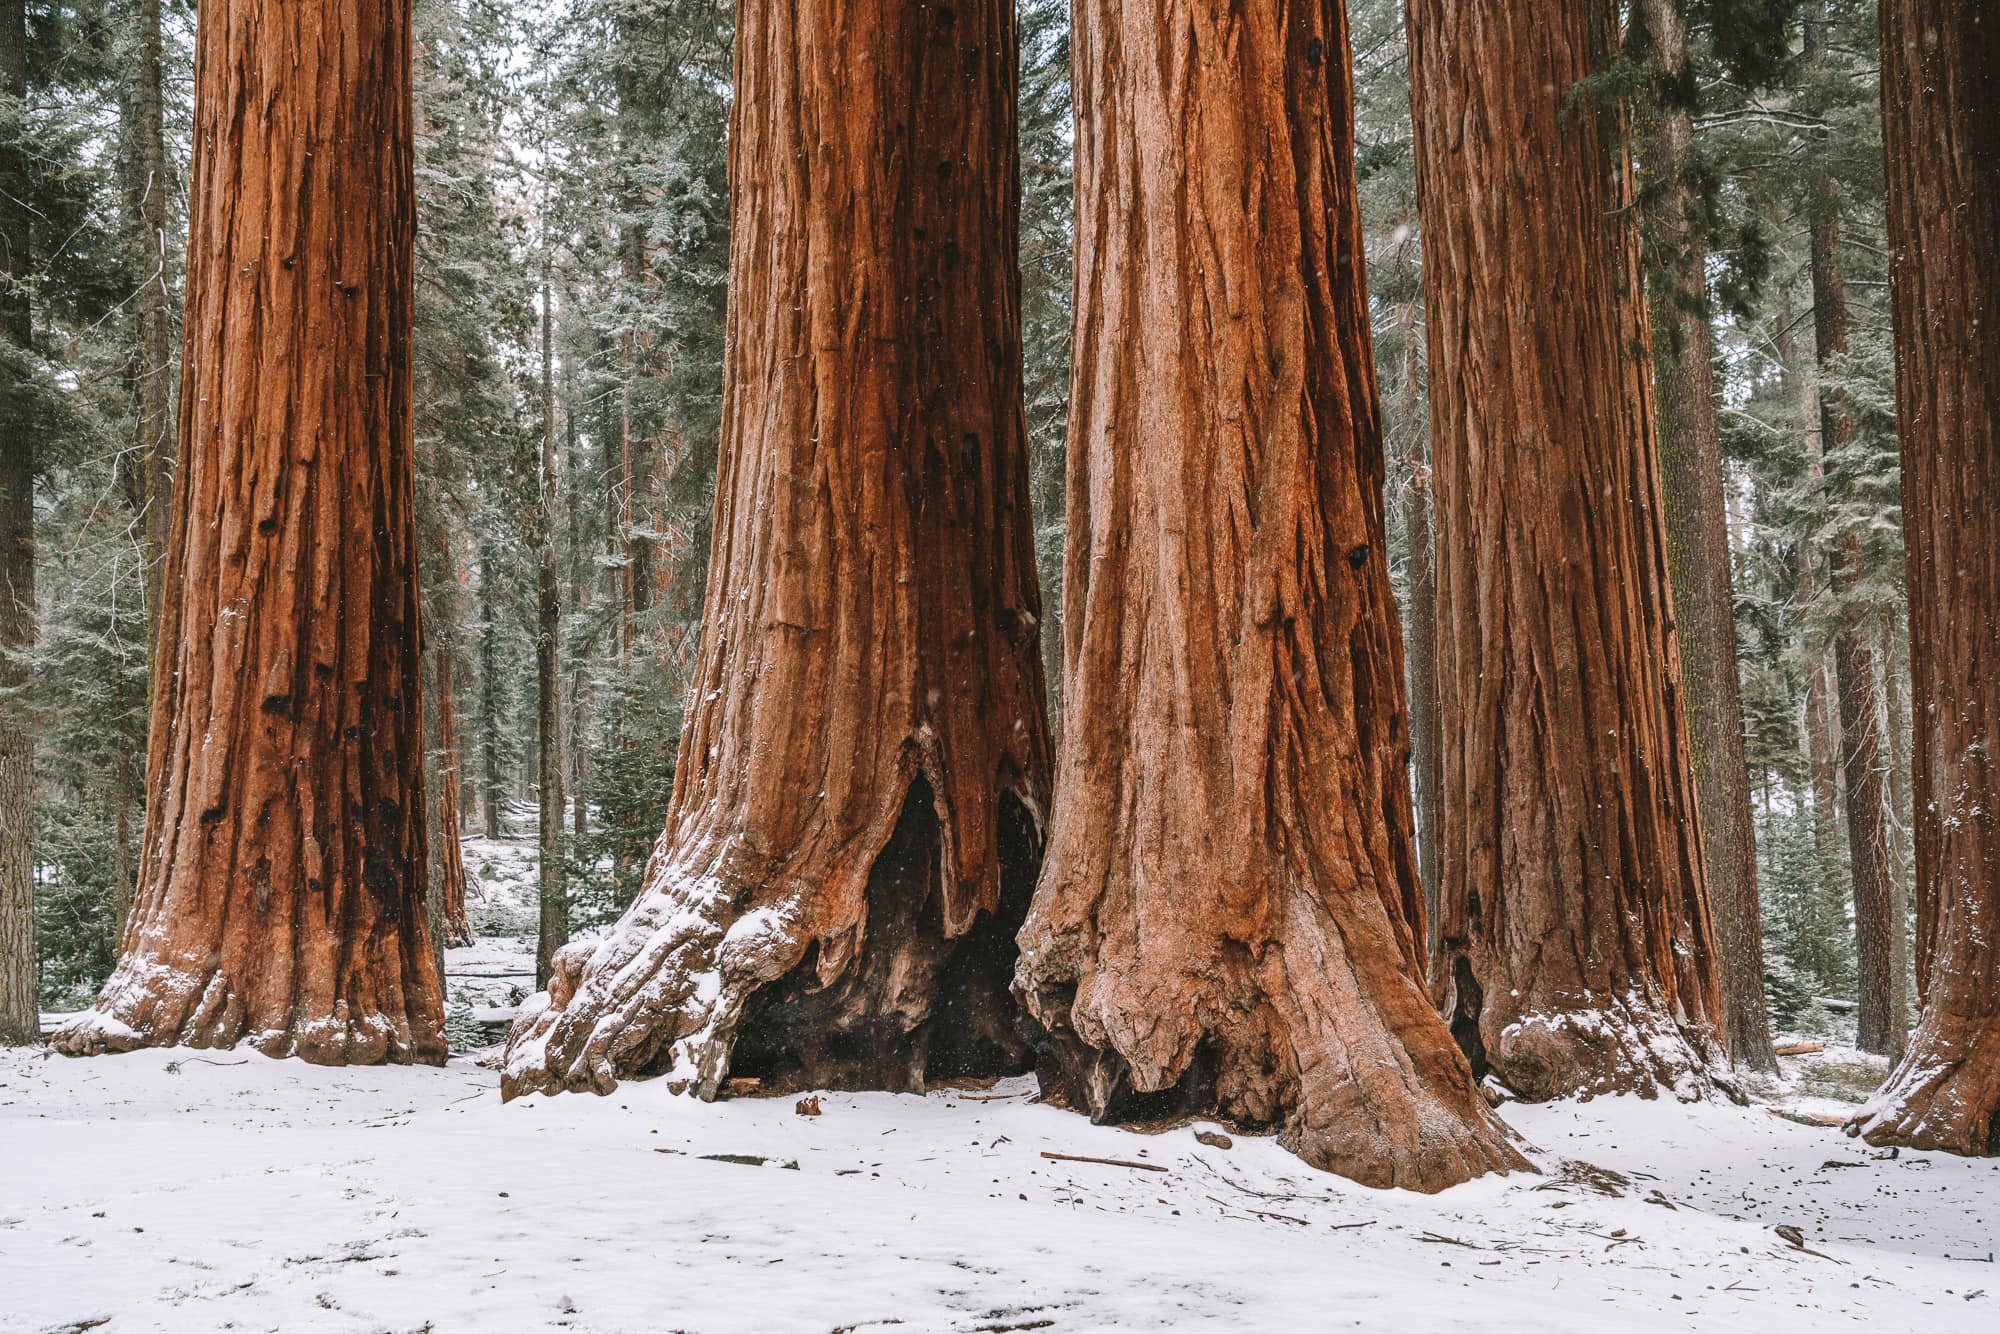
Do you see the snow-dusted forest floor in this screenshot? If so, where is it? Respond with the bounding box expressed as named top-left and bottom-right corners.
top-left (6, 826), bottom-right (1996, 1332)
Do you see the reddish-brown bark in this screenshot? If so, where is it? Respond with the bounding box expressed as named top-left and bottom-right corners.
top-left (503, 0), bottom-right (1051, 1100)
top-left (1013, 0), bottom-right (1524, 1192)
top-left (1408, 0), bottom-right (1728, 1100)
top-left (1849, 0), bottom-right (1999, 1156)
top-left (53, 0), bottom-right (445, 1064)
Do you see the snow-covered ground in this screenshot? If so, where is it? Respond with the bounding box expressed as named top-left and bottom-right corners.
top-left (6, 825), bottom-right (1995, 1332)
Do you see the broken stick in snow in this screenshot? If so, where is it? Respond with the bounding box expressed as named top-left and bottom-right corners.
top-left (1040, 1151), bottom-right (1168, 1173)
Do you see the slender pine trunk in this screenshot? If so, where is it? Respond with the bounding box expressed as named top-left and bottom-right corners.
top-left (1805, 5), bottom-right (1903, 1057)
top-left (534, 271), bottom-right (566, 990)
top-left (0, 0), bottom-right (40, 1046)
top-left (1639, 0), bottom-right (1773, 1073)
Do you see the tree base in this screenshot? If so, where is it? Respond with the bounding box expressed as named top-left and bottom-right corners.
top-left (1458, 979), bottom-right (1732, 1104)
top-left (51, 961), bottom-right (444, 1066)
top-left (503, 782), bottom-right (1040, 1102)
top-left (1847, 1013), bottom-right (2000, 1156)
top-left (1020, 895), bottom-right (1531, 1194)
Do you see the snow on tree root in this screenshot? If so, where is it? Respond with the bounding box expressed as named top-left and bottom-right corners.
top-left (501, 869), bottom-right (798, 1101)
top-left (1484, 992), bottom-right (1735, 1106)
top-left (1846, 1014), bottom-right (2000, 1156)
top-left (52, 955), bottom-right (434, 1066)
top-left (504, 772), bottom-right (1047, 1103)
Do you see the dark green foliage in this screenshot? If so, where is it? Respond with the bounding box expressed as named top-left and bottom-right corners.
top-left (1694, 0), bottom-right (1800, 88)
top-left (33, 793), bottom-right (120, 1006)
top-left (8, 0), bottom-right (191, 1005)
top-left (1762, 949), bottom-right (1818, 1033)
top-left (564, 669), bottom-right (678, 931)
top-left (1758, 803), bottom-right (1853, 999)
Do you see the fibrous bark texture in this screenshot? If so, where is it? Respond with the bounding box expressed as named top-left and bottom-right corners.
top-left (53, 0), bottom-right (445, 1064)
top-left (1639, 0), bottom-right (1773, 1075)
top-left (1833, 615), bottom-right (1905, 1055)
top-left (1012, 0), bottom-right (1523, 1193)
top-left (1396, 302), bottom-right (1442, 957)
top-left (503, 0), bottom-right (1052, 1101)
top-left (1849, 0), bottom-right (1999, 1156)
top-left (431, 640), bottom-right (471, 948)
top-left (0, 0), bottom-right (38, 1047)
top-left (1408, 0), bottom-right (1728, 1101)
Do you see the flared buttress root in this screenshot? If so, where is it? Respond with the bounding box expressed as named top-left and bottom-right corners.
top-left (1847, 1014), bottom-right (2000, 1156)
top-left (1017, 911), bottom-right (1531, 1193)
top-left (51, 957), bottom-right (442, 1065)
top-left (1280, 1080), bottom-right (1529, 1193)
top-left (502, 870), bottom-right (807, 1100)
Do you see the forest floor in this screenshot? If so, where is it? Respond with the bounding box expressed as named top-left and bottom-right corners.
top-left (5, 819), bottom-right (1997, 1332)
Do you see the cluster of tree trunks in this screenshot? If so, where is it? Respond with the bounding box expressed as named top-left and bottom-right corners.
top-left (52, 0), bottom-right (445, 1063)
top-left (501, 0), bottom-right (1054, 1101)
top-left (1849, 0), bottom-right (1998, 1156)
top-left (1407, 0), bottom-right (1728, 1100)
top-left (35, 0), bottom-right (2000, 1183)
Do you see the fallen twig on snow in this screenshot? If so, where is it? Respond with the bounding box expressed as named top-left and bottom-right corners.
top-left (1204, 1194), bottom-right (1309, 1225)
top-left (1040, 1151), bottom-right (1168, 1174)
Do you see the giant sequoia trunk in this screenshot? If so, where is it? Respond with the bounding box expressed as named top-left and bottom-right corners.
top-left (0, 0), bottom-right (36, 1047)
top-left (1407, 0), bottom-right (1728, 1100)
top-left (53, 0), bottom-right (445, 1064)
top-left (1013, 0), bottom-right (1524, 1193)
top-left (1638, 0), bottom-right (1773, 1075)
top-left (1850, 0), bottom-right (1999, 1156)
top-left (503, 0), bottom-right (1052, 1100)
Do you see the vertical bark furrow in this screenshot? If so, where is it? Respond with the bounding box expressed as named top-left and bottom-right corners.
top-left (1408, 0), bottom-right (1728, 1100)
top-left (54, 0), bottom-right (443, 1065)
top-left (503, 0), bottom-right (1052, 1101)
top-left (1850, 0), bottom-right (1999, 1156)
